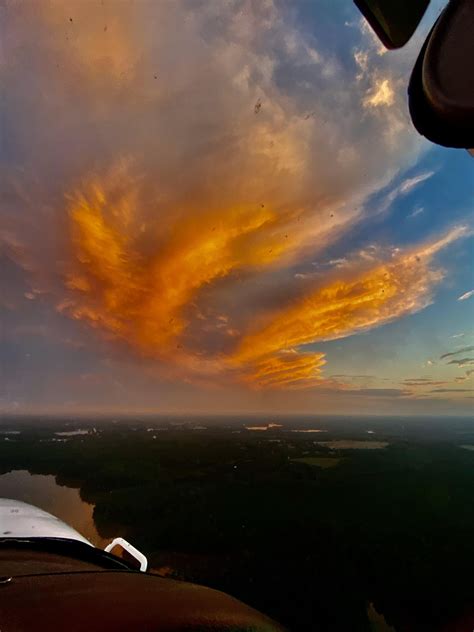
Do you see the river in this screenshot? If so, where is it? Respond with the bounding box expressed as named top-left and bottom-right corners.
top-left (0, 469), bottom-right (109, 547)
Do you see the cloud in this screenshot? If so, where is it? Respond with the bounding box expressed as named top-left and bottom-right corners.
top-left (447, 358), bottom-right (474, 368)
top-left (398, 172), bottom-right (435, 195)
top-left (357, 17), bottom-right (388, 57)
top-left (402, 379), bottom-right (448, 387)
top-left (57, 164), bottom-right (298, 357)
top-left (330, 374), bottom-right (375, 380)
top-left (430, 388), bottom-right (472, 393)
top-left (237, 350), bottom-right (327, 390)
top-left (339, 388), bottom-right (410, 397)
top-left (363, 78), bottom-right (394, 108)
top-left (309, 258), bottom-right (349, 272)
top-left (458, 290), bottom-right (474, 301)
top-left (374, 171), bottom-right (435, 216)
top-left (232, 228), bottom-right (467, 387)
top-left (450, 333), bottom-right (465, 339)
top-left (353, 50), bottom-right (369, 79)
top-left (4, 145), bottom-right (467, 390)
top-left (408, 206), bottom-right (425, 219)
top-left (0, 0), bottom-right (466, 400)
top-left (455, 375), bottom-right (473, 383)
top-left (328, 258), bottom-right (349, 268)
top-left (440, 346), bottom-right (474, 360)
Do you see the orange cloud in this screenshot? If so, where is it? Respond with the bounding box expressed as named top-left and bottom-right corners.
top-left (231, 228), bottom-right (467, 388)
top-left (54, 173), bottom-right (467, 390)
top-left (239, 350), bottom-right (327, 390)
top-left (58, 165), bottom-right (295, 358)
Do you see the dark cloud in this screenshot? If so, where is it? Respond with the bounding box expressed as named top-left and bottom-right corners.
top-left (430, 388), bottom-right (472, 393)
top-left (440, 346), bottom-right (474, 360)
top-left (330, 374), bottom-right (375, 379)
top-left (402, 378), bottom-right (448, 386)
top-left (341, 388), bottom-right (410, 397)
top-left (447, 358), bottom-right (474, 367)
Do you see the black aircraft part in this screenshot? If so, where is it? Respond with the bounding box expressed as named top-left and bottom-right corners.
top-left (408, 0), bottom-right (474, 149)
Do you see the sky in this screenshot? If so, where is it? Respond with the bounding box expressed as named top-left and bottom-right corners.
top-left (0, 0), bottom-right (473, 416)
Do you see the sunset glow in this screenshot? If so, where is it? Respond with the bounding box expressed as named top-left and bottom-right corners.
top-left (1, 0), bottom-right (472, 414)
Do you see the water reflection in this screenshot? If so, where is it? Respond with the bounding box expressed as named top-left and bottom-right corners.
top-left (0, 470), bottom-right (108, 547)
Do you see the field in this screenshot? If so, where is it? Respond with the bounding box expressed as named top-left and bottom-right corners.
top-left (291, 456), bottom-right (342, 468)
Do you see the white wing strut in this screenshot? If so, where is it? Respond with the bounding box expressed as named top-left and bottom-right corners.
top-left (104, 536), bottom-right (148, 572)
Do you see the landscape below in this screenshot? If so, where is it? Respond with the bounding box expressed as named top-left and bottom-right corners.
top-left (0, 415), bottom-right (473, 632)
